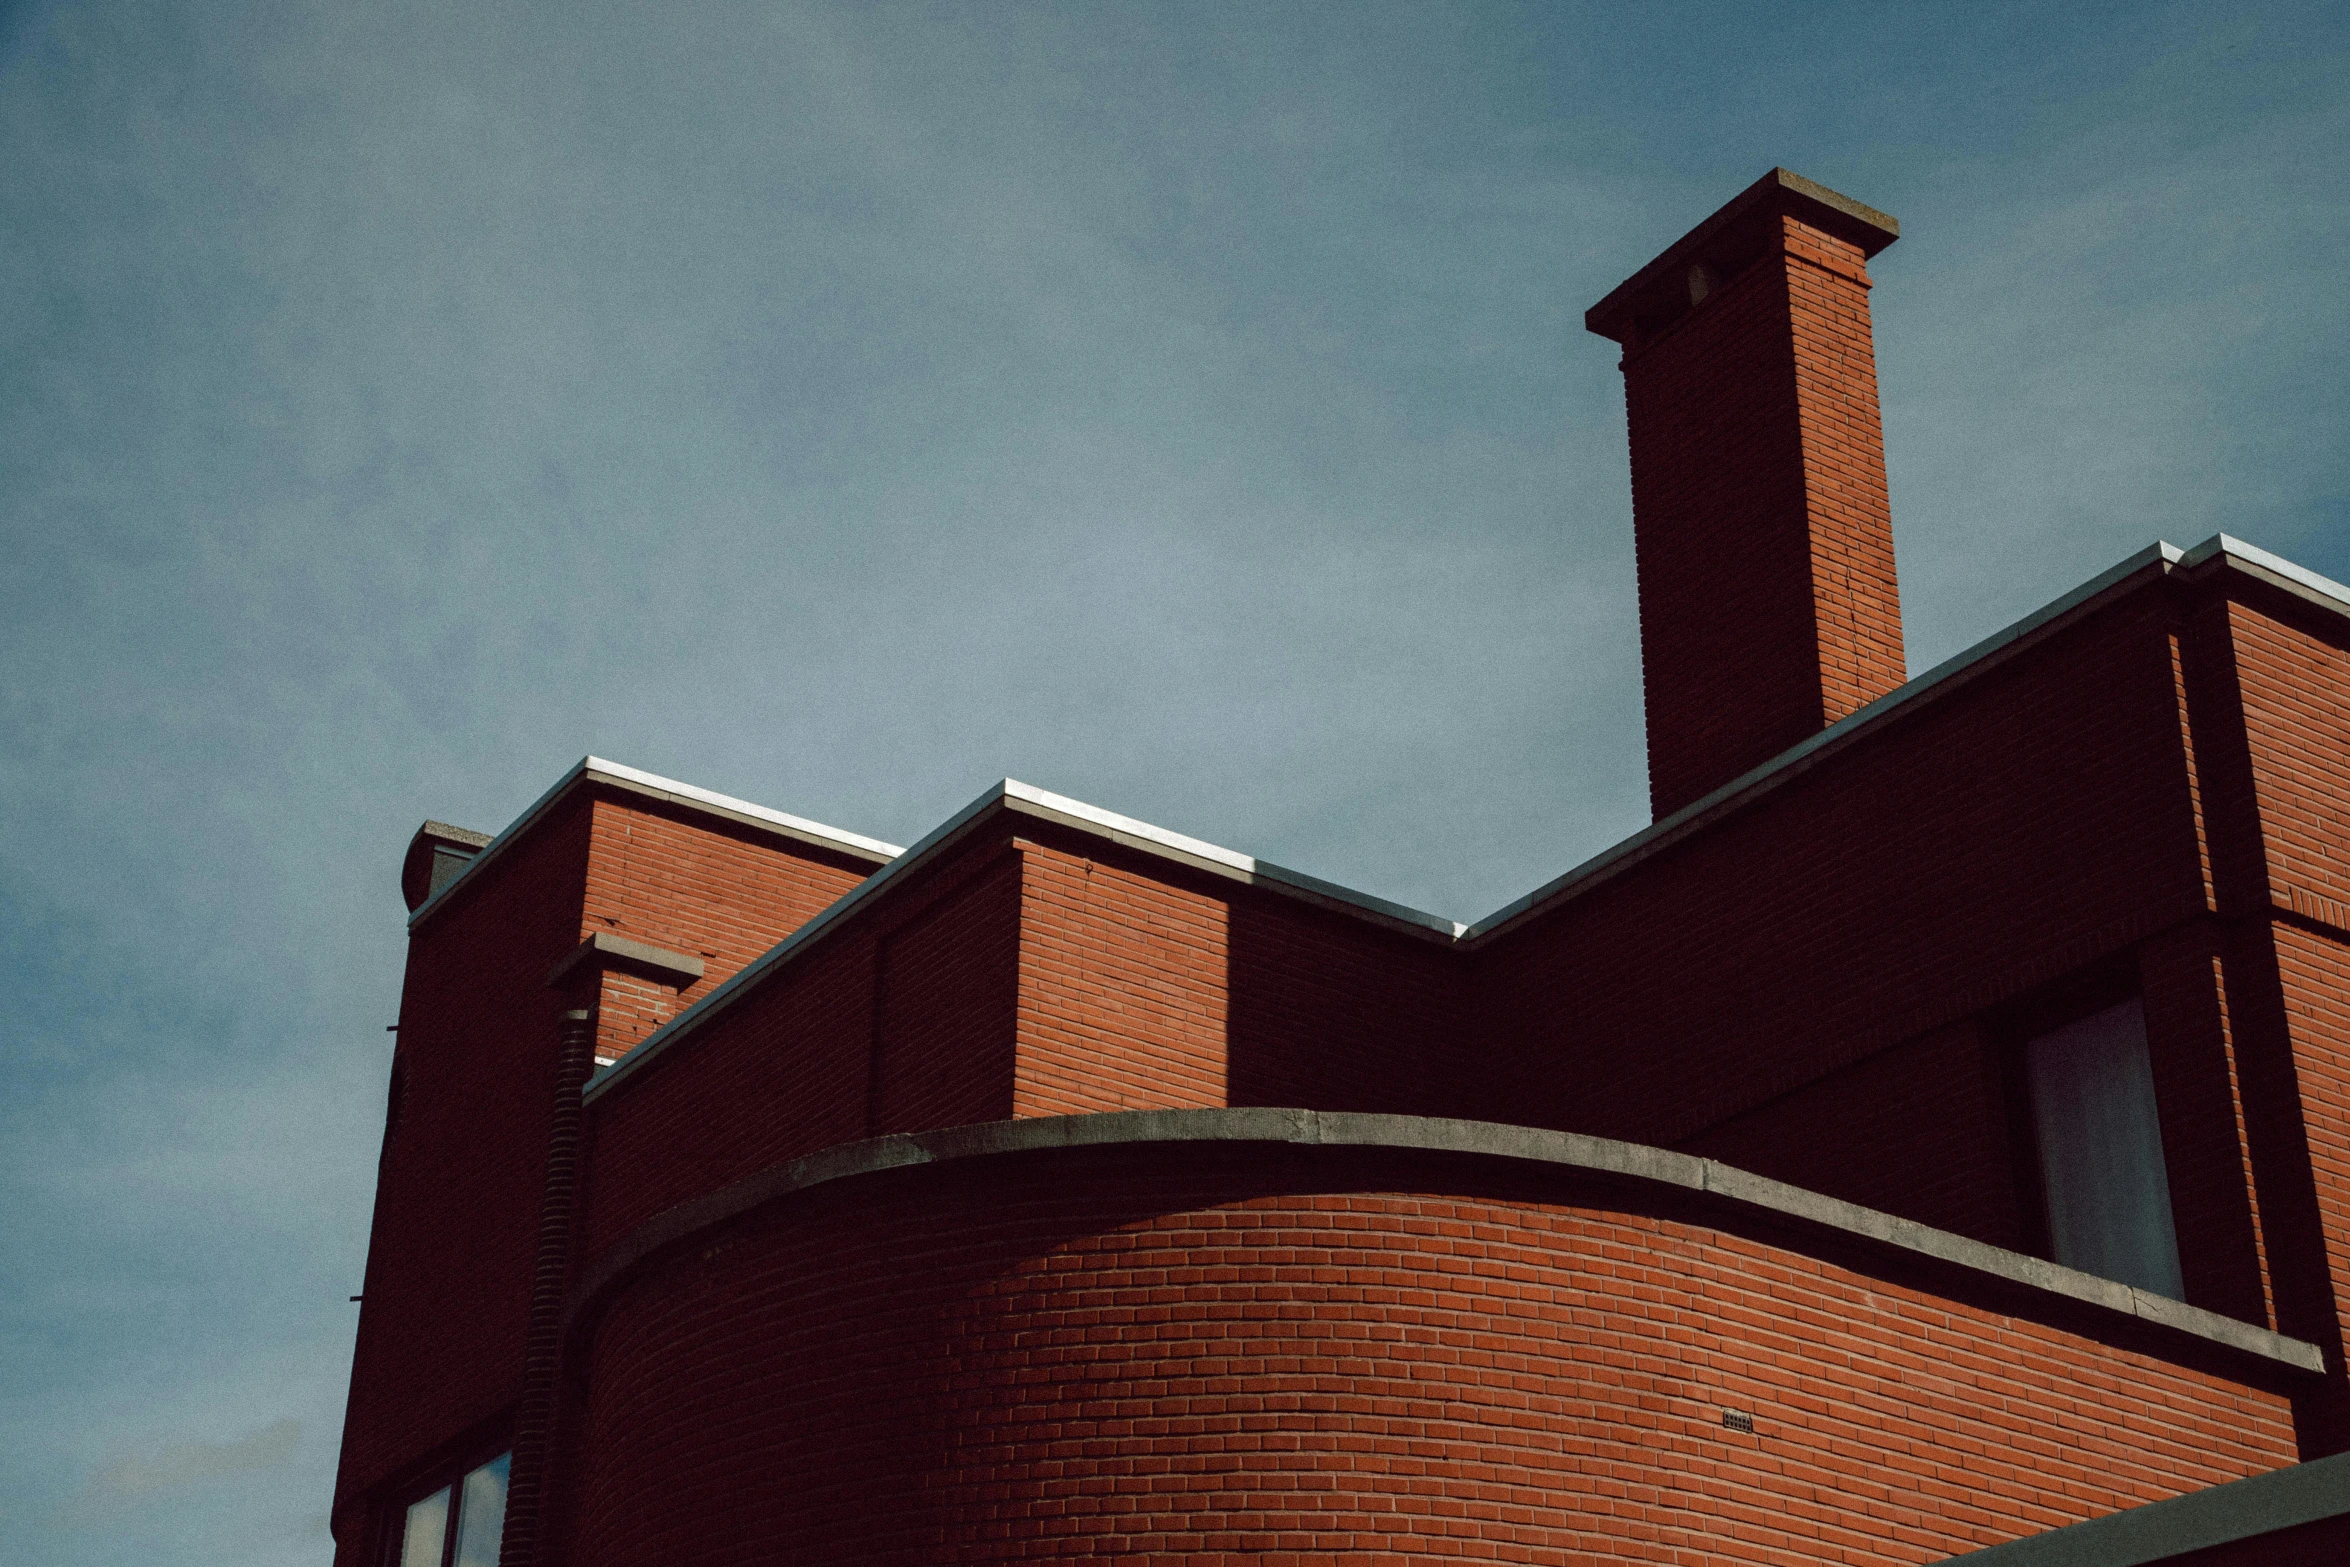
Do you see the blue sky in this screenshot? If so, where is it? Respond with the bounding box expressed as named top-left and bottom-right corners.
top-left (2, 1), bottom-right (2345, 1560)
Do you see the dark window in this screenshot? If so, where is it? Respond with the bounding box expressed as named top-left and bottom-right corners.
top-left (391, 1452), bottom-right (508, 1567)
top-left (2023, 998), bottom-right (2183, 1298)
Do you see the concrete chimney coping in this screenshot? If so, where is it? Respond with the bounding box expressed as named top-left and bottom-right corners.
top-left (1586, 166), bottom-right (1899, 346)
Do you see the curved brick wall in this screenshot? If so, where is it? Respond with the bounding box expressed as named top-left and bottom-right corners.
top-left (561, 1135), bottom-right (2299, 1566)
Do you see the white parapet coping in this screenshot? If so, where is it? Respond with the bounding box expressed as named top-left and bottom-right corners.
top-left (446, 533), bottom-right (2350, 1110)
top-left (407, 756), bottom-right (903, 930)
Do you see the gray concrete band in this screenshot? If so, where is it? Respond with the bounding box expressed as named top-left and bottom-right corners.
top-left (565, 1106), bottom-right (2323, 1380)
top-left (545, 931), bottom-right (707, 991)
top-left (1942, 1446), bottom-right (2350, 1563)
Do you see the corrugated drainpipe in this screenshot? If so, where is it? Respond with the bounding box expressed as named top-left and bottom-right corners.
top-left (499, 1006), bottom-right (595, 1567)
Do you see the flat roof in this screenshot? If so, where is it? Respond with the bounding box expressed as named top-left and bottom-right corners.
top-left (424, 532), bottom-right (2350, 1106)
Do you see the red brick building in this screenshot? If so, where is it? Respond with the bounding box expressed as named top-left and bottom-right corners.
top-left (335, 170), bottom-right (2350, 1565)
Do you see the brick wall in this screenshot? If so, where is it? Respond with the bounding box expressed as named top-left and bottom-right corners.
top-left (566, 1145), bottom-right (2297, 1566)
top-left (336, 792), bottom-right (594, 1542)
top-left (2230, 600), bottom-right (2350, 922)
top-left (581, 830), bottom-right (1020, 1257)
top-left (1451, 579), bottom-right (2327, 1336)
top-left (594, 968), bottom-right (686, 1057)
top-left (581, 917), bottom-right (884, 1260)
top-left (1782, 216), bottom-right (1905, 730)
top-left (874, 847), bottom-right (1023, 1132)
top-left (583, 817), bottom-right (1480, 1256)
top-left (343, 569), bottom-right (2350, 1556)
top-left (1622, 213), bottom-right (1904, 818)
top-left (2138, 924), bottom-right (2272, 1327)
top-left (1474, 586), bottom-right (2203, 1150)
top-left (580, 792), bottom-right (876, 1060)
top-left (1224, 893), bottom-right (1461, 1116)
top-left (2188, 588), bottom-right (2350, 1449)
top-left (335, 782), bottom-right (884, 1558)
top-left (1013, 836), bottom-right (1229, 1116)
top-left (1677, 1019), bottom-right (2026, 1252)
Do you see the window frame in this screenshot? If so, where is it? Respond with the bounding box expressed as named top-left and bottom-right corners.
top-left (383, 1446), bottom-right (511, 1567)
top-left (1989, 955), bottom-right (2184, 1294)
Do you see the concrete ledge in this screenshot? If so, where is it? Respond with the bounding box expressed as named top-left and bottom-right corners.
top-left (1944, 1449), bottom-right (2350, 1563)
top-left (546, 931), bottom-right (706, 990)
top-left (569, 1107), bottom-right (2322, 1383)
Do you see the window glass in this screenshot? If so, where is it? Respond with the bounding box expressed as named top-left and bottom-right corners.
top-left (2026, 998), bottom-right (2184, 1298)
top-left (397, 1486), bottom-right (451, 1567)
top-left (451, 1453), bottom-right (511, 1567)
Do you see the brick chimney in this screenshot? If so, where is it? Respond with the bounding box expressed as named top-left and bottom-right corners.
top-left (1588, 169), bottom-right (1906, 819)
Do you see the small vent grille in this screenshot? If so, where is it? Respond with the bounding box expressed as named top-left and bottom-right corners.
top-left (1722, 1410), bottom-right (1755, 1434)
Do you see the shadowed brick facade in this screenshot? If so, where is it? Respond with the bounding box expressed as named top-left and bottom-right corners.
top-left (335, 172), bottom-right (2350, 1565)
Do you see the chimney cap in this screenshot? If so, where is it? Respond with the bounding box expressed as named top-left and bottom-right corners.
top-left (1586, 168), bottom-right (1898, 346)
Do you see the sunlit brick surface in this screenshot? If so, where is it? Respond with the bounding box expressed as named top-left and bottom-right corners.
top-left (569, 1153), bottom-right (2296, 1566)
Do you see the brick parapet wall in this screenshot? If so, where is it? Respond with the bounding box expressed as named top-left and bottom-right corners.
top-left (1012, 824), bottom-right (1464, 1120)
top-left (579, 826), bottom-right (1015, 1258)
top-left (1473, 584), bottom-right (2206, 1154)
top-left (580, 791), bottom-right (874, 1061)
top-left (1677, 1019), bottom-right (2026, 1253)
top-left (580, 820), bottom-right (1466, 1258)
top-left (565, 1139), bottom-right (2299, 1566)
top-left (2224, 596), bottom-right (2350, 922)
top-left (561, 569), bottom-right (2335, 1353)
top-left (873, 846), bottom-right (1025, 1132)
top-left (1014, 836), bottom-right (1230, 1116)
top-left (2177, 581), bottom-right (2350, 1450)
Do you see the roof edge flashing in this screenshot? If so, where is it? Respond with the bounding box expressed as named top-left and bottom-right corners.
top-left (2182, 532), bottom-right (2350, 616)
top-left (406, 757), bottom-right (902, 932)
top-left (586, 780), bottom-right (1018, 1101)
top-left (586, 780), bottom-right (1465, 1105)
top-left (1466, 539), bottom-right (2186, 943)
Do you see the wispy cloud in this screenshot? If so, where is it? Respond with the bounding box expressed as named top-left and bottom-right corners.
top-left (1, 4), bottom-right (2343, 1565)
top-left (55, 1420), bottom-right (301, 1526)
